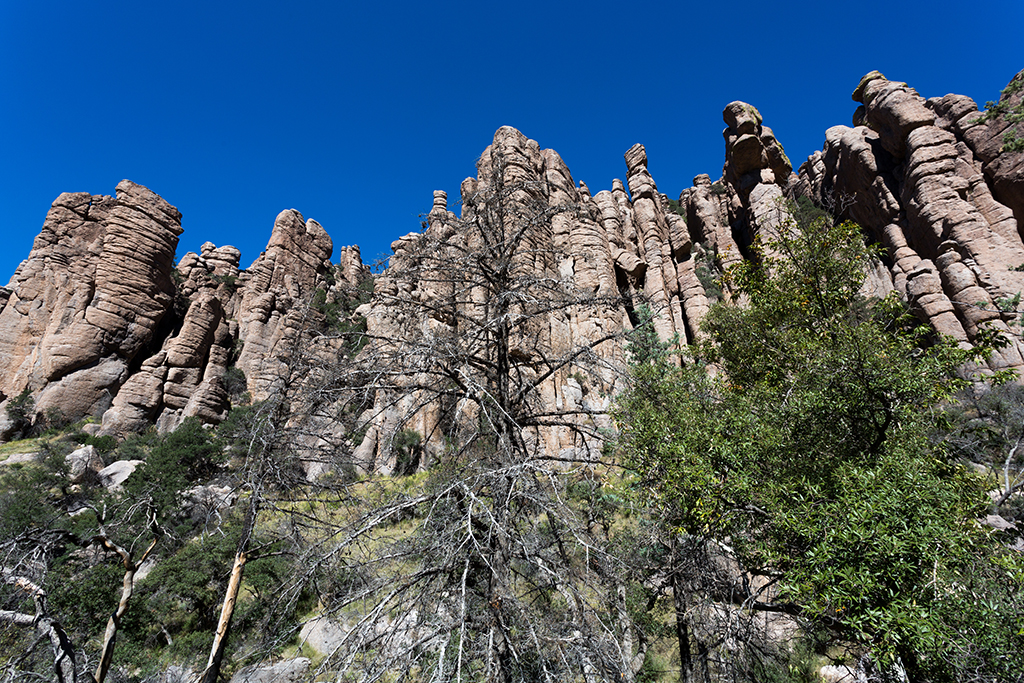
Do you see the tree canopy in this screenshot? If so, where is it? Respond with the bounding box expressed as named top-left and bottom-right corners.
top-left (616, 209), bottom-right (1024, 681)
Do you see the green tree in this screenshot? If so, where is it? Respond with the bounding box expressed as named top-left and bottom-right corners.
top-left (616, 211), bottom-right (1024, 681)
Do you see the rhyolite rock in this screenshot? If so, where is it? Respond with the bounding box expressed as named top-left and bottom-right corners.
top-left (234, 209), bottom-right (335, 402)
top-left (5, 69), bottom-right (1024, 469)
top-left (66, 444), bottom-right (104, 484)
top-left (0, 181), bottom-right (182, 423)
top-left (800, 70), bottom-right (1024, 373)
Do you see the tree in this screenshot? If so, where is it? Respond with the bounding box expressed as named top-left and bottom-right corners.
top-left (0, 435), bottom-right (165, 683)
top-left (270, 131), bottom-right (653, 683)
top-left (616, 209), bottom-right (1024, 681)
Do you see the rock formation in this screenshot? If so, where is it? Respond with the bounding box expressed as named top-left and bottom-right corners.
top-left (796, 69), bottom-right (1024, 373)
top-left (0, 183), bottom-right (364, 441)
top-left (0, 181), bottom-right (182, 429)
top-left (3, 69), bottom-right (1024, 470)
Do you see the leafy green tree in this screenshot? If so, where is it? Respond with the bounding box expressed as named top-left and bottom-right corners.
top-left (125, 416), bottom-right (225, 522)
top-left (617, 211), bottom-right (1024, 681)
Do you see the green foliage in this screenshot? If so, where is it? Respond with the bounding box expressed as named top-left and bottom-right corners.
top-left (111, 427), bottom-right (161, 462)
top-left (617, 212), bottom-right (1023, 677)
top-left (41, 406), bottom-right (70, 433)
top-left (693, 242), bottom-right (723, 303)
top-left (625, 303), bottom-right (674, 368)
top-left (392, 428), bottom-right (422, 475)
top-left (210, 272), bottom-right (239, 292)
top-left (976, 75), bottom-right (1024, 153)
top-left (0, 461), bottom-right (59, 539)
top-left (790, 195), bottom-right (829, 230)
top-left (665, 197), bottom-right (687, 221)
top-left (1003, 127), bottom-right (1024, 153)
top-left (222, 365), bottom-right (249, 402)
top-left (125, 417), bottom-right (225, 520)
top-left (46, 559), bottom-right (123, 642)
top-left (119, 529), bottom-right (239, 666)
top-left (84, 433), bottom-right (118, 454)
top-left (4, 388), bottom-right (35, 439)
top-left (312, 273), bottom-right (374, 354)
top-left (170, 266), bottom-right (190, 321)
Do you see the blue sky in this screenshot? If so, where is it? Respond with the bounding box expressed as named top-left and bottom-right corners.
top-left (2, 1), bottom-right (1022, 284)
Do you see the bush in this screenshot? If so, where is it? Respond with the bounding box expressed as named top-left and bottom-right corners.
top-left (5, 388), bottom-right (35, 439)
top-left (617, 210), bottom-right (1024, 678)
top-left (124, 418), bottom-right (225, 519)
top-left (222, 365), bottom-right (248, 400)
top-left (393, 429), bottom-right (422, 475)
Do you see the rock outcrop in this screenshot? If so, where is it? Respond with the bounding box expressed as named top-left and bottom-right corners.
top-left (1, 181), bottom-right (364, 440)
top-left (797, 70), bottom-right (1024, 373)
top-left (4, 69), bottom-right (1024, 469)
top-left (0, 181), bottom-right (182, 427)
top-left (235, 209), bottom-right (335, 401)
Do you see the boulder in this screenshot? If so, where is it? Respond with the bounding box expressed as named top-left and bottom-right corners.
top-left (228, 658), bottom-right (310, 683)
top-left (98, 459), bottom-right (143, 490)
top-left (65, 444), bottom-right (104, 484)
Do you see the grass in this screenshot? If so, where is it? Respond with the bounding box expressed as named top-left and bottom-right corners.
top-left (0, 436), bottom-right (43, 461)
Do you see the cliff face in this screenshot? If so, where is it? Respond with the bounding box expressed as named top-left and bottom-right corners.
top-left (0, 181), bottom-right (182, 425)
top-left (2, 69), bottom-right (1023, 463)
top-left (796, 70), bottom-right (1024, 372)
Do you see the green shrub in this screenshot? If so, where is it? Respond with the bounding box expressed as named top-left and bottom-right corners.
top-left (393, 429), bottom-right (422, 475)
top-left (124, 418), bottom-right (225, 519)
top-left (84, 434), bottom-right (118, 455)
top-left (665, 198), bottom-right (687, 220)
top-left (222, 365), bottom-right (248, 400)
top-left (5, 388), bottom-right (35, 440)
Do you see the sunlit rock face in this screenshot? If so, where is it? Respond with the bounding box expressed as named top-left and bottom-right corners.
top-left (0, 180), bottom-right (182, 426)
top-left (4, 69), bottom-right (1024, 463)
top-left (798, 69), bottom-right (1024, 374)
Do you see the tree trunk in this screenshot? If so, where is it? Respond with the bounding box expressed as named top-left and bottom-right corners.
top-left (199, 550), bottom-right (248, 683)
top-left (199, 497), bottom-right (256, 683)
top-left (673, 570), bottom-right (694, 683)
top-left (94, 534), bottom-right (158, 683)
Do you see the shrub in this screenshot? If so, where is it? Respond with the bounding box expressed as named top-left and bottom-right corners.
top-left (124, 418), bottom-right (225, 519)
top-left (393, 429), bottom-right (422, 475)
top-left (5, 388), bottom-right (35, 439)
top-left (222, 365), bottom-right (248, 400)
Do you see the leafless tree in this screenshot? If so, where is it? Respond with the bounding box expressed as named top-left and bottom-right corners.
top-left (0, 494), bottom-right (162, 683)
top-left (232, 146), bottom-right (659, 683)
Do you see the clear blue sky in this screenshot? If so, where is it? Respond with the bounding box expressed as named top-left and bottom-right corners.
top-left (2, 0), bottom-right (1022, 284)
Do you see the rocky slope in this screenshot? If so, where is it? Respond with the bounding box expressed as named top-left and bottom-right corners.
top-left (2, 69), bottom-right (1023, 467)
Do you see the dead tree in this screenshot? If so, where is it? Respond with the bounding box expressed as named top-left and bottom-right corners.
top-left (0, 501), bottom-right (161, 683)
top-left (258, 138), bottom-right (655, 683)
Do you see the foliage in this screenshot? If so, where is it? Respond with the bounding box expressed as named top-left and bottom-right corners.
top-left (4, 388), bottom-right (35, 440)
top-left (665, 197), bottom-right (687, 221)
top-left (311, 271), bottom-right (374, 355)
top-left (692, 242), bottom-right (723, 303)
top-left (124, 417), bottom-right (225, 522)
top-left (222, 364), bottom-right (249, 402)
top-left (210, 272), bottom-right (239, 292)
top-left (938, 381), bottom-right (1024, 523)
top-left (976, 74), bottom-right (1024, 153)
top-left (392, 428), bottom-right (422, 475)
top-left (616, 211), bottom-right (1024, 679)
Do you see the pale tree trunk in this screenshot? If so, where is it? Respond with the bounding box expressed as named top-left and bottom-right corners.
top-left (0, 577), bottom-right (78, 683)
top-left (92, 532), bottom-right (159, 683)
top-left (199, 497), bottom-right (256, 683)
